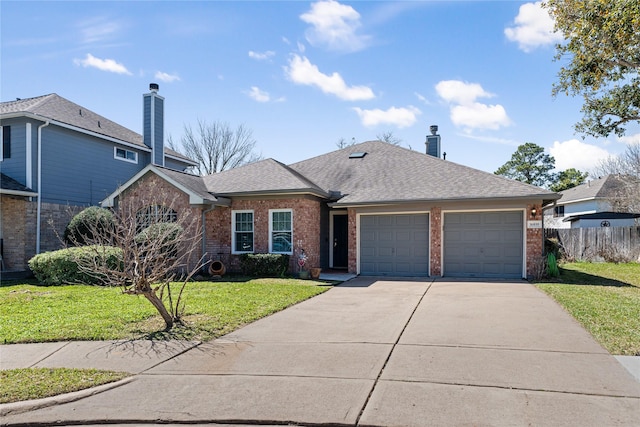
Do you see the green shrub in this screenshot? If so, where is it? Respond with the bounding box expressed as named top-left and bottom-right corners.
top-left (135, 222), bottom-right (183, 258)
top-left (29, 246), bottom-right (123, 286)
top-left (239, 253), bottom-right (290, 277)
top-left (64, 207), bottom-right (115, 246)
top-left (547, 252), bottom-right (560, 278)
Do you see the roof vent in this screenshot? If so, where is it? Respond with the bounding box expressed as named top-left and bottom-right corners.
top-left (149, 83), bottom-right (159, 93)
top-left (349, 152), bottom-right (367, 159)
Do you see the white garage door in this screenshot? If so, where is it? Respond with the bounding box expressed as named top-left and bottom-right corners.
top-left (360, 214), bottom-right (429, 276)
top-left (444, 211), bottom-right (524, 279)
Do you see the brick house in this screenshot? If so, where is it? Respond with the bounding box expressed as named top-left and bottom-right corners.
top-left (103, 140), bottom-right (559, 279)
top-left (0, 84), bottom-right (196, 272)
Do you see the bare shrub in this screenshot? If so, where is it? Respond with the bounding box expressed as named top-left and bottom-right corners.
top-left (65, 182), bottom-right (205, 331)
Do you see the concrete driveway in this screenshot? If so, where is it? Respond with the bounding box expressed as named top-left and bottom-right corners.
top-left (2, 278), bottom-right (640, 426)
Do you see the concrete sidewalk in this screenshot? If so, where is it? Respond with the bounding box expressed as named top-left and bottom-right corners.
top-left (2, 278), bottom-right (640, 426)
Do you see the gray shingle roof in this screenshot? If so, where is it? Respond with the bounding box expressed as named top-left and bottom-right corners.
top-left (556, 175), bottom-right (626, 204)
top-left (156, 166), bottom-right (220, 203)
top-left (1, 94), bottom-right (144, 147)
top-left (288, 141), bottom-right (557, 205)
top-left (203, 158), bottom-right (328, 196)
top-left (0, 94), bottom-right (194, 163)
top-left (1, 173), bottom-right (34, 192)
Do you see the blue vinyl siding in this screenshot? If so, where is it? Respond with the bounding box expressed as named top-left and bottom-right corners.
top-left (39, 126), bottom-right (145, 205)
top-left (165, 156), bottom-right (189, 171)
top-left (0, 119), bottom-right (27, 185)
top-left (143, 94), bottom-right (164, 166)
top-left (153, 97), bottom-right (164, 166)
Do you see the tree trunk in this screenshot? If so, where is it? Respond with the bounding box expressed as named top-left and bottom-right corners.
top-left (143, 291), bottom-right (174, 330)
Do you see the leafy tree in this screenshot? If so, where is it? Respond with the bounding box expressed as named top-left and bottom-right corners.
top-left (495, 142), bottom-right (556, 187)
top-left (550, 168), bottom-right (589, 192)
top-left (170, 119), bottom-right (262, 176)
top-left (544, 0), bottom-right (640, 137)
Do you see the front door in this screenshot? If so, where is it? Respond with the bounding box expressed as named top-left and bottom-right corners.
top-left (332, 214), bottom-right (348, 268)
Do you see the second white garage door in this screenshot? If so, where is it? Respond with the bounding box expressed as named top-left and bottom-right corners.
top-left (443, 211), bottom-right (524, 279)
top-left (360, 214), bottom-right (429, 276)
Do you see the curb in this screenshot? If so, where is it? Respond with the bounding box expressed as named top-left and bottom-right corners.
top-left (0, 376), bottom-right (136, 418)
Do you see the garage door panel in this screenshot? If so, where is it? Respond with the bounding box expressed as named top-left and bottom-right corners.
top-left (444, 211), bottom-right (523, 279)
top-left (360, 214), bottom-right (429, 277)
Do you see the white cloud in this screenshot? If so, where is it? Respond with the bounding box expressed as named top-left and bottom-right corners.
top-left (285, 54), bottom-right (374, 101)
top-left (77, 17), bottom-right (122, 44)
top-left (450, 103), bottom-right (511, 131)
top-left (73, 53), bottom-right (131, 75)
top-left (352, 106), bottom-right (421, 128)
top-left (248, 50), bottom-right (275, 61)
top-left (504, 1), bottom-right (562, 52)
top-left (300, 0), bottom-right (371, 52)
top-left (246, 86), bottom-right (270, 103)
top-left (549, 139), bottom-right (612, 171)
top-left (435, 80), bottom-right (494, 105)
top-left (154, 71), bottom-right (180, 83)
top-left (435, 80), bottom-right (511, 131)
top-left (619, 133), bottom-right (640, 145)
top-left (414, 92), bottom-right (431, 106)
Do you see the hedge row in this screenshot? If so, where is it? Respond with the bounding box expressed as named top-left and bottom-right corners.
top-left (29, 246), bottom-right (123, 286)
top-left (239, 253), bottom-right (290, 277)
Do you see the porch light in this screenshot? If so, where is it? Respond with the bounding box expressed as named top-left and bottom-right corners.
top-left (530, 207), bottom-right (537, 218)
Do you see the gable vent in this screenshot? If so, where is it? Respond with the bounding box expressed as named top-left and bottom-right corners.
top-left (349, 151), bottom-right (367, 159)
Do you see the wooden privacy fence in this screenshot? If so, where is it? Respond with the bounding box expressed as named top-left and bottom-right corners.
top-left (545, 227), bottom-right (640, 262)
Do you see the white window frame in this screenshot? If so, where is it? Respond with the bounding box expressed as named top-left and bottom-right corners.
top-left (269, 208), bottom-right (293, 255)
top-left (231, 210), bottom-right (254, 254)
top-left (114, 146), bottom-right (138, 164)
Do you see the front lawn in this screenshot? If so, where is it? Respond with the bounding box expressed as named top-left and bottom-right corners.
top-left (0, 278), bottom-right (330, 344)
top-left (536, 262), bottom-right (640, 355)
top-left (0, 368), bottom-right (129, 404)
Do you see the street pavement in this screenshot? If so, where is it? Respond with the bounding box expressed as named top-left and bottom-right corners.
top-left (1, 277), bottom-right (639, 426)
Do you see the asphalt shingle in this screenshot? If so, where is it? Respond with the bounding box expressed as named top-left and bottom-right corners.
top-left (288, 141), bottom-right (557, 205)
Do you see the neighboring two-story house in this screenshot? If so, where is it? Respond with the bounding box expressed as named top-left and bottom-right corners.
top-left (544, 175), bottom-right (640, 229)
top-left (0, 84), bottom-right (196, 272)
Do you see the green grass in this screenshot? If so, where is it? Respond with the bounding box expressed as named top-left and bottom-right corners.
top-left (0, 368), bottom-right (129, 404)
top-left (0, 278), bottom-right (330, 344)
top-left (536, 262), bottom-right (640, 355)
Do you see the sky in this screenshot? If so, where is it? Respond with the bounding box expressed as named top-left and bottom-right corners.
top-left (2, 0), bottom-right (639, 177)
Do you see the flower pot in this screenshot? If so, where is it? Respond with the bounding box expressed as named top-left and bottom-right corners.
top-left (209, 260), bottom-right (226, 276)
top-left (309, 267), bottom-right (321, 280)
top-left (299, 270), bottom-right (310, 279)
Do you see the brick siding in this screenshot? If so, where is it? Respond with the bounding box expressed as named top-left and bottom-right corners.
top-left (206, 197), bottom-right (323, 274)
top-left (526, 203), bottom-right (543, 278)
top-left (430, 207), bottom-right (442, 276)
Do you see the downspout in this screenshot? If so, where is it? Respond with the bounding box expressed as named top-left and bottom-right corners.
top-left (36, 120), bottom-right (50, 254)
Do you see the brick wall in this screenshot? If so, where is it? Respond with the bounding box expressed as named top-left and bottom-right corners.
top-left (347, 208), bottom-right (357, 274)
top-left (526, 203), bottom-right (543, 278)
top-left (1, 195), bottom-right (36, 271)
top-left (206, 197), bottom-right (322, 274)
top-left (430, 207), bottom-right (442, 276)
top-left (39, 202), bottom-right (82, 253)
top-left (118, 173), bottom-right (204, 270)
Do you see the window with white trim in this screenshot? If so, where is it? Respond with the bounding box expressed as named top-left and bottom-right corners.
top-left (232, 210), bottom-right (254, 253)
top-left (114, 147), bottom-right (138, 163)
top-left (553, 206), bottom-right (565, 217)
top-left (136, 205), bottom-right (177, 231)
top-left (269, 209), bottom-right (293, 254)
top-left (1, 126), bottom-right (10, 160)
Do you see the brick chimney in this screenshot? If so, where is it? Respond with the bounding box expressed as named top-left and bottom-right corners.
top-left (143, 83), bottom-right (164, 166)
top-left (425, 124), bottom-right (441, 158)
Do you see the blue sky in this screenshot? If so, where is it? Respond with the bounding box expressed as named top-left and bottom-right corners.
top-left (2, 0), bottom-right (639, 176)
